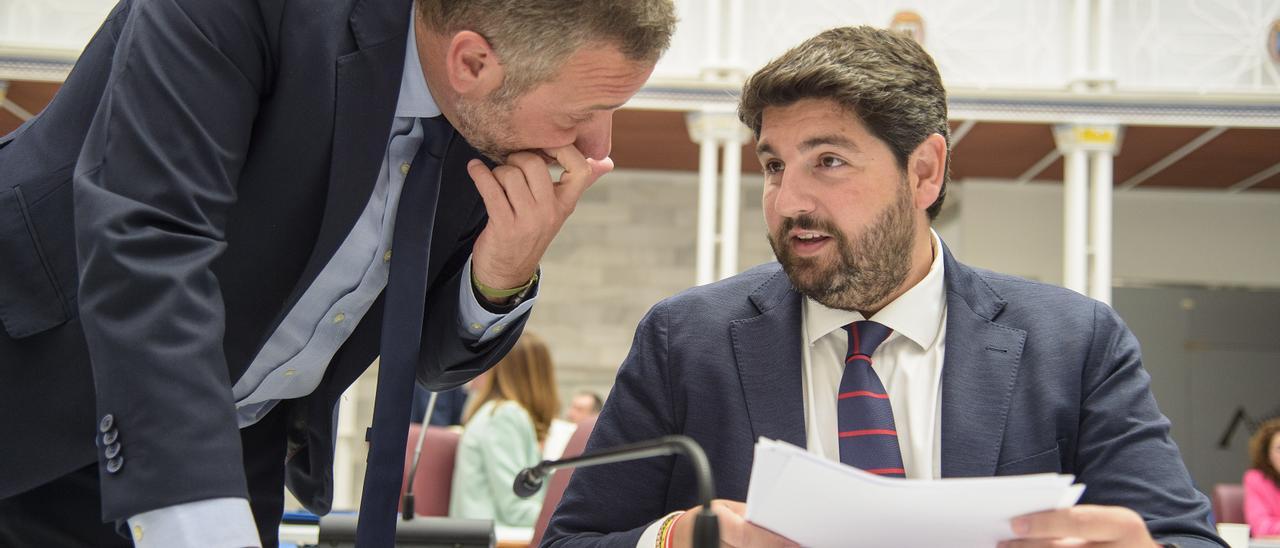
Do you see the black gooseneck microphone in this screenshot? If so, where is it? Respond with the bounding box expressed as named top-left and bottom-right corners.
top-left (513, 434), bottom-right (719, 548)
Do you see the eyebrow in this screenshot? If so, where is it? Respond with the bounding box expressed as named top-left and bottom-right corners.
top-left (587, 101), bottom-right (628, 111)
top-left (756, 134), bottom-right (862, 156)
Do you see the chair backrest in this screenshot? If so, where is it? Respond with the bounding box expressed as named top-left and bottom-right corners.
top-left (1212, 483), bottom-right (1245, 524)
top-left (530, 416), bottom-right (598, 546)
top-left (399, 424), bottom-right (461, 517)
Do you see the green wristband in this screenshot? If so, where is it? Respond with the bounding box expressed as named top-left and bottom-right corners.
top-left (472, 269), bottom-right (538, 299)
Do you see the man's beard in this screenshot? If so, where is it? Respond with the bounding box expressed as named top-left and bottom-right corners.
top-left (768, 179), bottom-right (917, 312)
top-left (453, 93), bottom-right (520, 163)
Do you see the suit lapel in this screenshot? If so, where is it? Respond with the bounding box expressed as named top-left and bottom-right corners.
top-left (422, 133), bottom-right (486, 288)
top-left (730, 268), bottom-right (808, 449)
top-left (938, 247), bottom-right (1027, 478)
top-left (286, 0), bottom-right (411, 310)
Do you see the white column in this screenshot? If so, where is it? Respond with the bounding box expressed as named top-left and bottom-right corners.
top-left (1054, 124), bottom-right (1122, 297)
top-left (1069, 0), bottom-right (1091, 92)
top-left (725, 0), bottom-right (744, 70)
top-left (718, 139), bottom-right (742, 280)
top-left (696, 137), bottom-right (720, 286)
top-left (1093, 0), bottom-right (1114, 89)
top-left (703, 0), bottom-right (722, 74)
top-left (1063, 149), bottom-right (1089, 294)
top-left (1089, 150), bottom-right (1113, 304)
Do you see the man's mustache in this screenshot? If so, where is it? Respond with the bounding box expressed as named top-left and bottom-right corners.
top-left (779, 214), bottom-right (841, 236)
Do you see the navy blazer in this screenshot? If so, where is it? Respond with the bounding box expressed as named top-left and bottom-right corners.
top-left (0, 0), bottom-right (523, 522)
top-left (543, 248), bottom-right (1222, 547)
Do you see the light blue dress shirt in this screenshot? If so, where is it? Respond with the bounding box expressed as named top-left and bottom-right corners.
top-left (127, 18), bottom-right (536, 547)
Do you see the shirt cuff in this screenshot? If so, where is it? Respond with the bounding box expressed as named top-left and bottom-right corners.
top-left (458, 255), bottom-right (537, 343)
top-left (636, 511), bottom-right (684, 548)
top-left (128, 497), bottom-right (261, 548)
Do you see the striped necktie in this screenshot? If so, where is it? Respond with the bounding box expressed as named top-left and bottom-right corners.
top-left (836, 320), bottom-right (905, 477)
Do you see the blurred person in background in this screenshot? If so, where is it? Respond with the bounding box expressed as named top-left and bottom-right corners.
top-left (450, 332), bottom-right (560, 527)
top-left (542, 390), bottom-right (605, 460)
top-left (411, 386), bottom-right (470, 427)
top-left (567, 391), bottom-right (604, 424)
top-left (1245, 418), bottom-right (1280, 538)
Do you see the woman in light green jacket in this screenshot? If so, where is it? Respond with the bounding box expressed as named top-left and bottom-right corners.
top-left (449, 332), bottom-right (561, 527)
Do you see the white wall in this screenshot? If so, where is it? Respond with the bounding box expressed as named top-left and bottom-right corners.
top-left (953, 179), bottom-right (1280, 288)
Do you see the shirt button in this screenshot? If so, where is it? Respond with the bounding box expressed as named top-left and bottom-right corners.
top-left (493, 325), bottom-right (504, 334)
top-left (132, 525), bottom-right (144, 542)
top-left (284, 369), bottom-right (297, 377)
top-left (400, 162), bottom-right (410, 175)
top-left (383, 250), bottom-right (392, 263)
top-left (469, 322), bottom-right (483, 332)
top-left (333, 312), bottom-right (346, 324)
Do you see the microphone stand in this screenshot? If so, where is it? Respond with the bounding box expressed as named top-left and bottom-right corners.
top-left (513, 434), bottom-right (719, 548)
top-left (402, 390), bottom-right (438, 520)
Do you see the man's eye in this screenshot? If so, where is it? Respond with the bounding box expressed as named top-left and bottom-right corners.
top-left (819, 156), bottom-right (846, 168)
top-left (763, 160), bottom-right (783, 174)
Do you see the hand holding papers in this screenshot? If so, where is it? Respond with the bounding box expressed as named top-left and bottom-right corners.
top-left (744, 439), bottom-right (1085, 547)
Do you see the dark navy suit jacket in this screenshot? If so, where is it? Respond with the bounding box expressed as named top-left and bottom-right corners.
top-left (0, 0), bottom-right (523, 523)
top-left (543, 248), bottom-right (1222, 547)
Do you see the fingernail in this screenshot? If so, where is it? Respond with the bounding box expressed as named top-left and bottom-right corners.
top-left (1010, 516), bottom-right (1029, 535)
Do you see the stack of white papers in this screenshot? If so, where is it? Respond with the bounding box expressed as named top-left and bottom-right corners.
top-left (744, 439), bottom-right (1085, 547)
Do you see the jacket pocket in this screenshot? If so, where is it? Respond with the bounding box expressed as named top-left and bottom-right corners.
top-left (995, 441), bottom-right (1064, 475)
top-left (0, 181), bottom-right (76, 338)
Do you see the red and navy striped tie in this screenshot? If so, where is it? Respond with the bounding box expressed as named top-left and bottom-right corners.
top-left (837, 320), bottom-right (905, 477)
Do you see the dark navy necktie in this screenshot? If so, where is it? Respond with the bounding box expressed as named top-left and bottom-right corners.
top-left (356, 116), bottom-right (452, 546)
top-left (836, 320), bottom-right (906, 477)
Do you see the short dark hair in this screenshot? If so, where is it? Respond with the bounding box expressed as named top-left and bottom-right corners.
top-left (576, 391), bottom-right (604, 413)
top-left (738, 26), bottom-right (950, 220)
top-left (1251, 418), bottom-right (1280, 486)
top-left (418, 0), bottom-right (677, 101)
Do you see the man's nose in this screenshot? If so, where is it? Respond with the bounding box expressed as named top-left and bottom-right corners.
top-left (773, 172), bottom-right (817, 217)
top-left (575, 112), bottom-right (614, 161)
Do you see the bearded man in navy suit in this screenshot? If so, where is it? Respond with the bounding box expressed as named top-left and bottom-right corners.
top-left (0, 0), bottom-right (675, 546)
top-left (544, 26), bottom-right (1223, 548)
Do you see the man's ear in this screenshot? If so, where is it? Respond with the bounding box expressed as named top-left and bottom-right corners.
top-left (908, 133), bottom-right (947, 211)
top-left (444, 30), bottom-right (504, 96)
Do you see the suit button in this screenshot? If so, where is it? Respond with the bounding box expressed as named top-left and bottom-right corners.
top-left (106, 456), bottom-right (124, 474)
top-left (102, 429), bottom-right (118, 446)
top-left (105, 442), bottom-right (121, 459)
top-left (99, 414), bottom-right (114, 433)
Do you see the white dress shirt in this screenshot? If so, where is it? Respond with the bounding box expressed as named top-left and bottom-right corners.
top-left (128, 17), bottom-right (534, 547)
top-left (638, 230), bottom-right (948, 547)
top-left (800, 229), bottom-right (947, 479)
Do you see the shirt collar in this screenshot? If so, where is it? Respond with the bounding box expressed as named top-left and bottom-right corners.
top-left (397, 16), bottom-right (442, 119)
top-left (804, 229), bottom-right (947, 351)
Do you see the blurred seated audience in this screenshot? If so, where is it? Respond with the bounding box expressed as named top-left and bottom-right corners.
top-left (449, 332), bottom-right (560, 527)
top-left (1245, 418), bottom-right (1280, 538)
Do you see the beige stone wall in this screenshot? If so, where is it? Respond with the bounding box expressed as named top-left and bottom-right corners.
top-left (528, 169), bottom-right (776, 404)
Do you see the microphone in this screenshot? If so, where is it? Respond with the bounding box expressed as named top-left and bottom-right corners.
top-left (402, 390), bottom-right (439, 520)
top-left (513, 434), bottom-right (720, 548)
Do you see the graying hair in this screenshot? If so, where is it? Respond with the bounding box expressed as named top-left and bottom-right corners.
top-left (418, 0), bottom-right (677, 102)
